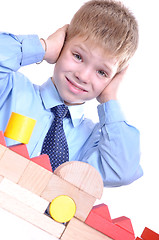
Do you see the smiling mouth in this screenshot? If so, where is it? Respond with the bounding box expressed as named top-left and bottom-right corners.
top-left (66, 77), bottom-right (88, 92)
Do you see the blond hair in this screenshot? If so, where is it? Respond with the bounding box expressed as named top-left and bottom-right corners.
top-left (67, 0), bottom-right (139, 71)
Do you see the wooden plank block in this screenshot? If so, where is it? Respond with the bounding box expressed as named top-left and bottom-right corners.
top-left (0, 178), bottom-right (49, 213)
top-left (0, 208), bottom-right (59, 240)
top-left (0, 191), bottom-right (65, 238)
top-left (0, 144), bottom-right (7, 159)
top-left (54, 161), bottom-right (103, 199)
top-left (61, 217), bottom-right (113, 240)
top-left (41, 174), bottom-right (96, 222)
top-left (18, 161), bottom-right (52, 196)
top-left (0, 148), bottom-right (29, 183)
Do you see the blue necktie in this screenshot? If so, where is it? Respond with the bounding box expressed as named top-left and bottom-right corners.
top-left (41, 104), bottom-right (70, 172)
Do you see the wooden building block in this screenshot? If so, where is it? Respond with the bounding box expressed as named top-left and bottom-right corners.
top-left (91, 204), bottom-right (111, 221)
top-left (41, 174), bottom-right (96, 222)
top-left (0, 131), bottom-right (6, 146)
top-left (54, 161), bottom-right (103, 199)
top-left (18, 161), bottom-right (52, 196)
top-left (0, 148), bottom-right (29, 183)
top-left (0, 178), bottom-right (49, 213)
top-left (31, 154), bottom-right (52, 172)
top-left (112, 216), bottom-right (135, 235)
top-left (135, 238), bottom-right (142, 240)
top-left (9, 144), bottom-right (30, 159)
top-left (0, 191), bottom-right (65, 238)
top-left (85, 210), bottom-right (135, 240)
top-left (61, 217), bottom-right (113, 240)
top-left (0, 144), bottom-right (7, 159)
top-left (141, 227), bottom-right (159, 240)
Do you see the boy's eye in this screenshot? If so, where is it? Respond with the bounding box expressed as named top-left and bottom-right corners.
top-left (73, 53), bottom-right (82, 61)
top-left (97, 70), bottom-right (108, 78)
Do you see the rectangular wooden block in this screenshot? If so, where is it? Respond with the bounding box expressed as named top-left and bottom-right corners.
top-left (61, 217), bottom-right (113, 240)
top-left (18, 161), bottom-right (52, 196)
top-left (0, 190), bottom-right (65, 238)
top-left (0, 177), bottom-right (49, 213)
top-left (41, 174), bottom-right (96, 222)
top-left (0, 148), bottom-right (29, 183)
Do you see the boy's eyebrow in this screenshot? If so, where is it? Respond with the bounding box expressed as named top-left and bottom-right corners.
top-left (73, 44), bottom-right (88, 53)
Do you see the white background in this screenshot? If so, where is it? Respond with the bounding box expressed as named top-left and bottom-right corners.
top-left (0, 0), bottom-right (159, 238)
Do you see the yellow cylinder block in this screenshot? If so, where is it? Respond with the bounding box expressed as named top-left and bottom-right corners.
top-left (4, 112), bottom-right (36, 144)
top-left (49, 195), bottom-right (76, 223)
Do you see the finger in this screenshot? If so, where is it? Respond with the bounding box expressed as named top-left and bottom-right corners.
top-left (58, 24), bottom-right (69, 33)
top-left (113, 65), bottom-right (129, 81)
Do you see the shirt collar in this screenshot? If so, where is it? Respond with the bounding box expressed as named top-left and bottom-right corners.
top-left (40, 78), bottom-right (85, 127)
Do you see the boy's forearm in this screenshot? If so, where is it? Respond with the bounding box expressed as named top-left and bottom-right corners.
top-left (79, 100), bottom-right (142, 187)
top-left (0, 33), bottom-right (45, 75)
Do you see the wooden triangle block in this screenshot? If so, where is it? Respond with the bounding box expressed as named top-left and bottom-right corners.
top-left (112, 216), bottom-right (135, 235)
top-left (141, 227), bottom-right (159, 240)
top-left (0, 131), bottom-right (6, 146)
top-left (9, 144), bottom-right (30, 159)
top-left (31, 154), bottom-right (52, 172)
top-left (91, 204), bottom-right (111, 222)
top-left (85, 205), bottom-right (135, 240)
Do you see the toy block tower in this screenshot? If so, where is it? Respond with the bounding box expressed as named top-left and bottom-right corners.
top-left (0, 112), bottom-right (136, 240)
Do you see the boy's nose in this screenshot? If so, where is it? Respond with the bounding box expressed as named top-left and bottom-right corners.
top-left (74, 67), bottom-right (91, 84)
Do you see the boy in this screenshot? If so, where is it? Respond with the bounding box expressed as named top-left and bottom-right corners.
top-left (0, 0), bottom-right (143, 187)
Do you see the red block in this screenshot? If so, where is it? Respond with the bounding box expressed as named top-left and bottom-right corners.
top-left (31, 154), bottom-right (52, 172)
top-left (85, 206), bottom-right (135, 240)
top-left (0, 131), bottom-right (6, 146)
top-left (91, 204), bottom-right (111, 221)
top-left (141, 227), bottom-right (159, 240)
top-left (135, 237), bottom-right (142, 240)
top-left (112, 216), bottom-right (135, 235)
top-left (9, 144), bottom-right (30, 159)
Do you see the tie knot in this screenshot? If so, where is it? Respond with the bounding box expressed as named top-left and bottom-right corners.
top-left (51, 104), bottom-right (69, 119)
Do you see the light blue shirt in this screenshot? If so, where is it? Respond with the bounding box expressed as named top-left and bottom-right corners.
top-left (0, 33), bottom-right (143, 187)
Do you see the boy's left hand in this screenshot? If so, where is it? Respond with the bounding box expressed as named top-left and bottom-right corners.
top-left (96, 66), bottom-right (128, 103)
top-left (42, 25), bottom-right (69, 64)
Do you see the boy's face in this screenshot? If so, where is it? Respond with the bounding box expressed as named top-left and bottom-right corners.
top-left (53, 37), bottom-right (119, 105)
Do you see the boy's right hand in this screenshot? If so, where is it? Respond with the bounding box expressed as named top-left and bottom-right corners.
top-left (41, 25), bottom-right (69, 64)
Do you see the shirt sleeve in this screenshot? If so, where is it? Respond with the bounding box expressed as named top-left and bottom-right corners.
top-left (0, 33), bottom-right (45, 78)
top-left (79, 100), bottom-right (143, 187)
top-left (0, 33), bottom-right (45, 108)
